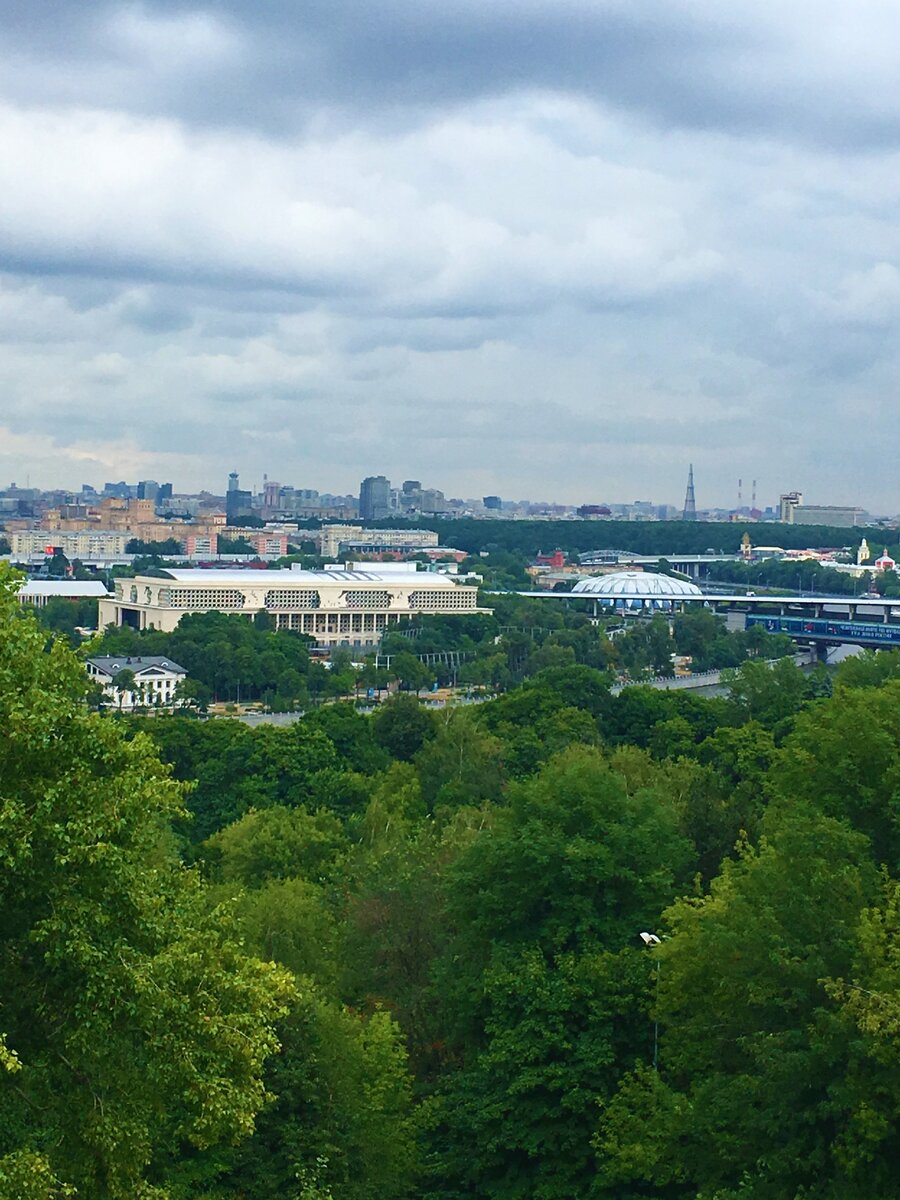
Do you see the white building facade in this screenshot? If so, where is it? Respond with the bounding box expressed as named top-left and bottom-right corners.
top-left (85, 655), bottom-right (187, 709)
top-left (97, 566), bottom-right (487, 647)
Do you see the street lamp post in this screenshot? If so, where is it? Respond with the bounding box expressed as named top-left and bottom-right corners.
top-left (640, 932), bottom-right (662, 1071)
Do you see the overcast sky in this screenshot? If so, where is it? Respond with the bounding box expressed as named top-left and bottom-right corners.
top-left (2, 1), bottom-right (900, 511)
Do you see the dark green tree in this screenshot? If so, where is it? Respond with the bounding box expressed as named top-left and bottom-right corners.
top-left (372, 694), bottom-right (436, 761)
top-left (427, 746), bottom-right (695, 1199)
top-left (597, 803), bottom-right (883, 1200)
top-left (0, 566), bottom-right (292, 1198)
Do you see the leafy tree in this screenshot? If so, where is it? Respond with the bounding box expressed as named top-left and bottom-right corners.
top-left (143, 718), bottom-right (362, 840)
top-left (218, 536), bottom-right (257, 554)
top-left (302, 703), bottom-right (390, 774)
top-left (834, 647), bottom-right (900, 690)
top-left (618, 615), bottom-right (676, 678)
top-left (426, 946), bottom-right (650, 1200)
top-left (825, 877), bottom-right (900, 1181)
top-left (647, 714), bottom-right (698, 761)
top-left (721, 655), bottom-right (807, 730)
top-left (426, 746), bottom-right (695, 1198)
top-left (392, 651), bottom-right (434, 695)
top-left (125, 537), bottom-right (183, 555)
top-left (172, 676), bottom-right (211, 712)
top-left (372, 694), bottom-right (436, 761)
top-left (228, 876), bottom-right (341, 989)
top-left (440, 746), bottom-right (694, 985)
top-left (597, 803), bottom-right (880, 1200)
top-left (29, 595), bottom-right (100, 645)
top-left (341, 789), bottom-right (458, 1078)
top-left (0, 565), bottom-right (292, 1198)
top-left (92, 611), bottom-right (313, 704)
top-left (111, 666), bottom-right (137, 710)
top-left (607, 685), bottom-right (674, 747)
top-left (479, 686), bottom-right (600, 777)
top-left (521, 663), bottom-right (613, 720)
top-left (205, 805), bottom-right (348, 888)
top-left (216, 994), bottom-right (418, 1200)
top-left (768, 678), bottom-right (900, 868)
top-left (416, 709), bottom-right (506, 811)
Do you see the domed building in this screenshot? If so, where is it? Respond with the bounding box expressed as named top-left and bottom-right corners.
top-left (572, 570), bottom-right (703, 611)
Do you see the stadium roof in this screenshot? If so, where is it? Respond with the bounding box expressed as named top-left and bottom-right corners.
top-left (19, 580), bottom-right (108, 598)
top-left (572, 571), bottom-right (703, 598)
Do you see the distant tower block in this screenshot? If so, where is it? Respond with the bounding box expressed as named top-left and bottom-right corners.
top-left (682, 464), bottom-right (697, 521)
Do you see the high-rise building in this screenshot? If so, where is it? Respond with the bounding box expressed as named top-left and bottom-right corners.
top-left (359, 475), bottom-right (391, 521)
top-left (420, 488), bottom-right (447, 513)
top-left (483, 495), bottom-right (502, 510)
top-left (158, 483), bottom-right (173, 502)
top-left (137, 480), bottom-right (159, 501)
top-left (779, 491), bottom-right (803, 522)
top-left (225, 472), bottom-right (254, 521)
top-left (682, 465), bottom-right (697, 521)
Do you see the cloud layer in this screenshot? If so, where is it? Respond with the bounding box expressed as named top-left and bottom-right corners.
top-left (1, 1), bottom-right (899, 510)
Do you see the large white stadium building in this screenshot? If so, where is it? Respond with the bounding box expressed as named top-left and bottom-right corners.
top-left (571, 571), bottom-right (704, 610)
top-left (98, 565), bottom-right (487, 647)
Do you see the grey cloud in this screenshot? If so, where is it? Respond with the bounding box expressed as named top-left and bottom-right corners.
top-left (0, 2), bottom-right (899, 510)
top-left (3, 1), bottom-right (900, 151)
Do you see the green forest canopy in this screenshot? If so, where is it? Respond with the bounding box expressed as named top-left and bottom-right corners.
top-left (3, 558), bottom-right (900, 1199)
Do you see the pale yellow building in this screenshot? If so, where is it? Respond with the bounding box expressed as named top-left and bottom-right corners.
top-left (98, 566), bottom-right (487, 647)
top-left (11, 530), bottom-right (129, 557)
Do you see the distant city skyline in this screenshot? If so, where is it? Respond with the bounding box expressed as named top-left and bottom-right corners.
top-left (0, 467), bottom-right (884, 521)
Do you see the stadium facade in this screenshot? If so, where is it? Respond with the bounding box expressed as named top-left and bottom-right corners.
top-left (98, 566), bottom-right (486, 647)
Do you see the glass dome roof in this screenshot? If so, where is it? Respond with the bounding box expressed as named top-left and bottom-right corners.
top-left (572, 571), bottom-right (703, 598)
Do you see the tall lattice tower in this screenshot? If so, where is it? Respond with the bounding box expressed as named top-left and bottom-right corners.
top-left (682, 464), bottom-right (697, 521)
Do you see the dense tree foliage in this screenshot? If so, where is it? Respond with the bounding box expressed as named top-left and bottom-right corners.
top-left (0, 566), bottom-right (292, 1198)
top-left (7, 552), bottom-right (900, 1198)
top-left (374, 515), bottom-right (897, 558)
top-left (92, 610), bottom-right (318, 707)
top-left (28, 595), bottom-right (99, 644)
top-left (706, 554), bottom-right (873, 595)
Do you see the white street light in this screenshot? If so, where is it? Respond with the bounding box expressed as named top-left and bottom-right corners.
top-left (638, 931), bottom-right (663, 1068)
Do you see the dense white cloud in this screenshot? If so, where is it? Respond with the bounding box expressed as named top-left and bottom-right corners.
top-left (0, 1), bottom-right (899, 509)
